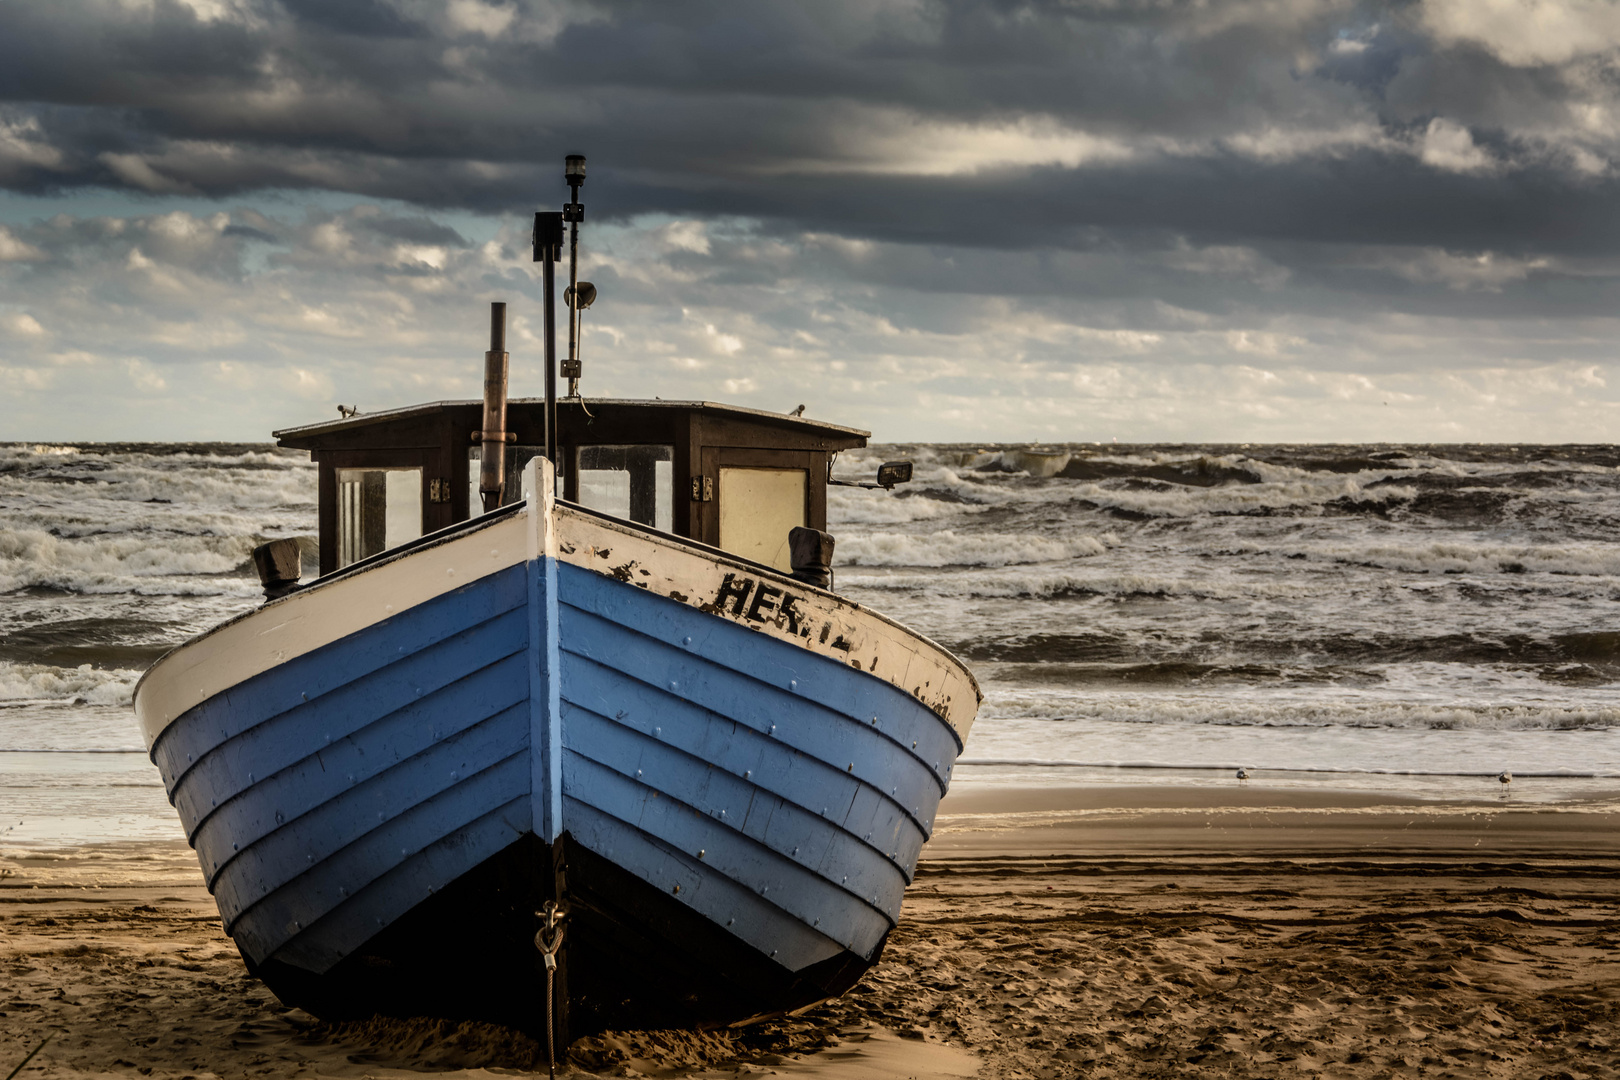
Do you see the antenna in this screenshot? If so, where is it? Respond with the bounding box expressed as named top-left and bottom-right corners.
top-left (562, 154), bottom-right (586, 396)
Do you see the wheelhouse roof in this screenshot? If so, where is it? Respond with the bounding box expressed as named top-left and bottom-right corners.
top-left (273, 398), bottom-right (869, 445)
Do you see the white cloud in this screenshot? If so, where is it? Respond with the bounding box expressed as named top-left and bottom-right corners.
top-left (1418, 119), bottom-right (1496, 173)
top-left (1422, 0), bottom-right (1620, 67)
top-left (1372, 247), bottom-right (1550, 291)
top-left (99, 153), bottom-right (198, 195)
top-left (2, 312), bottom-right (44, 336)
top-left (445, 0), bottom-right (516, 37)
top-left (125, 359), bottom-right (167, 392)
top-left (0, 226), bottom-right (43, 262)
top-left (794, 110), bottom-right (1149, 177)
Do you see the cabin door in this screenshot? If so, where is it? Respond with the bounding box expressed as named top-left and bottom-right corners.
top-left (700, 448), bottom-right (821, 572)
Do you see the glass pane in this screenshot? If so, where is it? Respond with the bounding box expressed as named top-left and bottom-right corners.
top-left (578, 445), bottom-right (674, 531)
top-left (336, 467), bottom-right (422, 568)
top-left (719, 467), bottom-right (806, 572)
top-left (468, 446), bottom-right (546, 512)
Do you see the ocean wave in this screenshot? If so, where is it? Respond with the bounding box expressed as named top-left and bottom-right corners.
top-left (954, 758), bottom-right (1620, 779)
top-left (835, 530), bottom-right (1115, 568)
top-left (979, 690), bottom-right (1620, 731)
top-left (1209, 538), bottom-right (1620, 577)
top-left (0, 528), bottom-right (264, 594)
top-left (0, 661), bottom-right (141, 706)
top-left (841, 567), bottom-right (1306, 600)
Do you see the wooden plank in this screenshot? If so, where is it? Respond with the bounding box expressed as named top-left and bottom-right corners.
top-left (267, 795), bottom-right (531, 974)
top-left (137, 518), bottom-right (528, 747)
top-left (559, 570), bottom-right (960, 795)
top-left (213, 707), bottom-right (529, 925)
top-left (155, 590), bottom-right (526, 796)
top-left (559, 634), bottom-right (938, 851)
top-left (190, 668), bottom-right (528, 886)
top-left (563, 698), bottom-right (909, 901)
top-left (563, 755), bottom-right (892, 958)
top-left (563, 797), bottom-right (846, 972)
top-left (554, 505), bottom-right (978, 740)
top-left (232, 754), bottom-right (529, 966)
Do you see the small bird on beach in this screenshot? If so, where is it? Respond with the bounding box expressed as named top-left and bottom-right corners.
top-left (1236, 768), bottom-right (1250, 783)
top-left (1498, 770), bottom-right (1512, 794)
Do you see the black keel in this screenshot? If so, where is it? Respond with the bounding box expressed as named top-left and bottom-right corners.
top-left (245, 833), bottom-right (880, 1040)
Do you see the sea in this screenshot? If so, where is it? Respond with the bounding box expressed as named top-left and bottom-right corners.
top-left (5, 440), bottom-right (1620, 847)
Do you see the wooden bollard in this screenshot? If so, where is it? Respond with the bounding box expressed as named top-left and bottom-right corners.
top-left (251, 538), bottom-right (302, 600)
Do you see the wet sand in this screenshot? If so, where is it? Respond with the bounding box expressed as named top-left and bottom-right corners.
top-left (5, 786), bottom-right (1620, 1078)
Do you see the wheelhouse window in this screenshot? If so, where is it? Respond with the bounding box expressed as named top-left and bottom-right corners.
top-left (336, 467), bottom-right (422, 568)
top-left (469, 445), bottom-right (546, 511)
top-left (579, 445), bottom-right (673, 531)
top-left (719, 467), bottom-right (806, 571)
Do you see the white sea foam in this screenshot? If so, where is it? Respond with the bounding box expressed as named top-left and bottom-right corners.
top-left (0, 661), bottom-right (140, 706)
top-left (842, 566), bottom-right (1310, 600)
top-left (835, 530), bottom-right (1114, 568)
top-left (0, 528), bottom-right (262, 594)
top-left (978, 686), bottom-right (1620, 731)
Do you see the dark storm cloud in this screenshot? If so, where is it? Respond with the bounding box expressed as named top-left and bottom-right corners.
top-left (4, 0), bottom-right (1620, 261)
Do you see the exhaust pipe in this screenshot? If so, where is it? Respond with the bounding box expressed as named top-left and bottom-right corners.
top-left (478, 302), bottom-right (510, 513)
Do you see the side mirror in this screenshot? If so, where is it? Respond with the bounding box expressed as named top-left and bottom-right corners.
top-left (876, 461), bottom-right (913, 489)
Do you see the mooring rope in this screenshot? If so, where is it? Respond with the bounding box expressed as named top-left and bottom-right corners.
top-left (534, 902), bottom-right (568, 1079)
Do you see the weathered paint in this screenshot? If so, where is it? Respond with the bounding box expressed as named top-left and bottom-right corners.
top-left (553, 506), bottom-right (980, 739)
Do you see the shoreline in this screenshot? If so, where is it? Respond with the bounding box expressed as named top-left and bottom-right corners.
top-left (5, 789), bottom-right (1620, 1078)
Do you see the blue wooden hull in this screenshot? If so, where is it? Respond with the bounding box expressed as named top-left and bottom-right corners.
top-left (143, 511), bottom-right (969, 1033)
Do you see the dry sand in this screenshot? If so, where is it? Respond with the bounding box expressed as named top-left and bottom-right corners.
top-left (5, 786), bottom-right (1620, 1079)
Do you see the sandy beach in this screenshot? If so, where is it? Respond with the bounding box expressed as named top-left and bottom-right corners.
top-left (5, 786), bottom-right (1620, 1079)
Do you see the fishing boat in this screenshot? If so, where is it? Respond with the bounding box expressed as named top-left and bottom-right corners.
top-left (132, 157), bottom-right (981, 1049)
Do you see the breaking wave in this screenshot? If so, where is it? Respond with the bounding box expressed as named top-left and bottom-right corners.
top-left (835, 530), bottom-right (1115, 568)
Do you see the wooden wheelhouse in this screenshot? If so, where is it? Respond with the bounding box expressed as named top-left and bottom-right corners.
top-left (274, 399), bottom-right (869, 577)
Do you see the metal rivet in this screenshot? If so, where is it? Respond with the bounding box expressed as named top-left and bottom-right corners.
top-left (683, 636), bottom-right (692, 646)
top-left (847, 763), bottom-right (854, 771)
top-left (673, 884), bottom-right (681, 894)
top-left (636, 769), bottom-right (643, 777)
top-left (744, 770), bottom-right (751, 779)
top-left (698, 849), bottom-right (705, 858)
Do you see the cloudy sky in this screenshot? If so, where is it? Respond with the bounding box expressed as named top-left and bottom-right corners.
top-left (4, 0), bottom-right (1620, 442)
